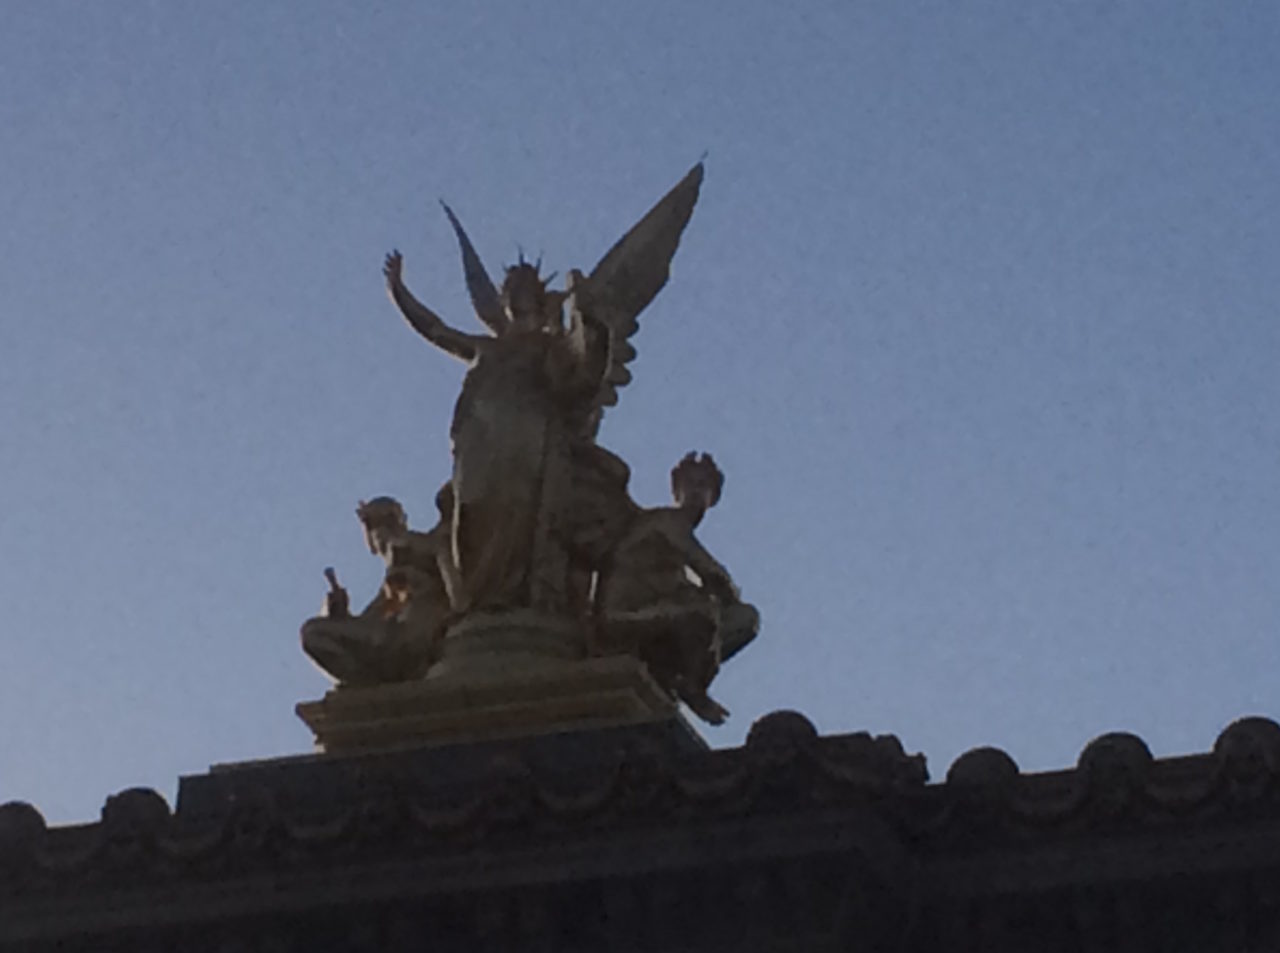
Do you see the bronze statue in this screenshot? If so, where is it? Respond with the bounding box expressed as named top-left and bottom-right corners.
top-left (303, 164), bottom-right (759, 725)
top-left (301, 491), bottom-right (455, 685)
top-left (596, 453), bottom-right (758, 724)
top-left (382, 165), bottom-right (704, 615)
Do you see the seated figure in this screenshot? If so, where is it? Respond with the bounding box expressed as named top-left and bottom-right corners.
top-left (301, 486), bottom-right (458, 686)
top-left (596, 452), bottom-right (759, 724)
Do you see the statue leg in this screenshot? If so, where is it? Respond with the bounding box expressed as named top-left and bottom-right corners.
top-left (672, 607), bottom-right (730, 725)
top-left (300, 617), bottom-right (390, 687)
top-left (380, 613), bottom-right (444, 682)
top-left (602, 602), bottom-right (715, 683)
top-left (718, 602), bottom-right (760, 664)
top-left (673, 678), bottom-right (730, 726)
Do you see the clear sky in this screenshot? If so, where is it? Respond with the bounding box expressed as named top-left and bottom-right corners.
top-left (1, 1), bottom-right (1277, 823)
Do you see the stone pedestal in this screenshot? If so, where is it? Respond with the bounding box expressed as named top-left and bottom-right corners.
top-left (428, 608), bottom-right (586, 679)
top-left (297, 649), bottom-right (679, 755)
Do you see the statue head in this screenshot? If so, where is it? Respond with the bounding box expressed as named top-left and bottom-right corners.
top-left (356, 497), bottom-right (408, 557)
top-left (670, 452), bottom-right (723, 520)
top-left (442, 203), bottom-right (567, 335)
top-left (500, 254), bottom-right (562, 331)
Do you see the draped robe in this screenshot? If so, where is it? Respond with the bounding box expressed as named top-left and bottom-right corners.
top-left (448, 328), bottom-right (578, 612)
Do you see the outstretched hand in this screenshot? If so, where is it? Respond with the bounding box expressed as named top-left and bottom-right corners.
top-left (379, 247), bottom-right (480, 360)
top-left (383, 250), bottom-right (404, 288)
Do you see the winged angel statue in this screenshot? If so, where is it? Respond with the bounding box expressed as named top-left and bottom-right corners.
top-left (303, 165), bottom-right (758, 723)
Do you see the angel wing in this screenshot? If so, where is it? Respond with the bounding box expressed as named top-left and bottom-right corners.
top-left (441, 201), bottom-right (508, 335)
top-left (574, 162), bottom-right (705, 427)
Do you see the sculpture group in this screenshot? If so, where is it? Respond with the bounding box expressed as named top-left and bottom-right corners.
top-left (301, 165), bottom-right (758, 724)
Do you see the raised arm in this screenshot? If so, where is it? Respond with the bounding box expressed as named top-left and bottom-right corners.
top-left (383, 251), bottom-right (486, 362)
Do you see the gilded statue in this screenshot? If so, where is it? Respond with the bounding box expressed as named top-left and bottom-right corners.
top-left (382, 165), bottom-right (704, 616)
top-left (596, 453), bottom-right (759, 724)
top-left (301, 491), bottom-right (455, 685)
top-left (303, 163), bottom-right (760, 726)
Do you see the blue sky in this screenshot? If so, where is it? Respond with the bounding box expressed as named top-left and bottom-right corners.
top-left (1, 1), bottom-right (1277, 822)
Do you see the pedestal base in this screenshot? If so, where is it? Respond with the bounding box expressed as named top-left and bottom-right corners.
top-left (296, 654), bottom-right (679, 755)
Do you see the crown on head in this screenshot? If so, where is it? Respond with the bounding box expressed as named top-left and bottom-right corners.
top-left (670, 451), bottom-right (724, 507)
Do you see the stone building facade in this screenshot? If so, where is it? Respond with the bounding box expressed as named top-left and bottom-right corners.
top-left (3, 710), bottom-right (1279, 951)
